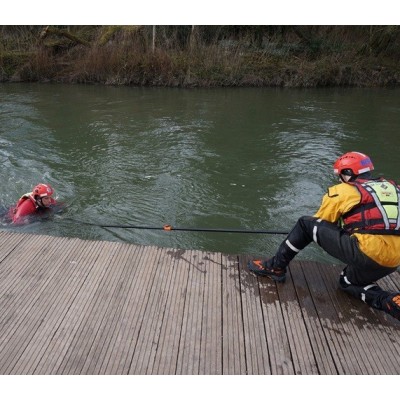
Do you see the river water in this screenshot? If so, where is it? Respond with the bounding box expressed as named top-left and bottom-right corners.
top-left (1, 83), bottom-right (400, 263)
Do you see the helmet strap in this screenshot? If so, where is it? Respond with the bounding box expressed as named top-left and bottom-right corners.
top-left (35, 196), bottom-right (44, 208)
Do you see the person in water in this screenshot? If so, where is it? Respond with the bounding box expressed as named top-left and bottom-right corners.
top-left (248, 151), bottom-right (400, 321)
top-left (10, 183), bottom-right (58, 224)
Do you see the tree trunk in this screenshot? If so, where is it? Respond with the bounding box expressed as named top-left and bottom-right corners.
top-left (39, 26), bottom-right (90, 47)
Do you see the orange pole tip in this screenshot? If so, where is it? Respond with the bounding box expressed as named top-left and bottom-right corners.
top-left (163, 224), bottom-right (172, 231)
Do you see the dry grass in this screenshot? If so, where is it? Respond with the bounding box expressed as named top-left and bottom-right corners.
top-left (1, 25), bottom-right (400, 87)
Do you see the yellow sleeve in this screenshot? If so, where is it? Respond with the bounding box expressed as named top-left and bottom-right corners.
top-left (313, 184), bottom-right (361, 223)
top-left (313, 186), bottom-right (342, 223)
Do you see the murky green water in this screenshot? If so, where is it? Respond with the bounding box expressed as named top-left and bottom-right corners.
top-left (1, 83), bottom-right (400, 262)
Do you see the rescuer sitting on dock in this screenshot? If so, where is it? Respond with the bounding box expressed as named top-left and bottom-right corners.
top-left (9, 183), bottom-right (59, 225)
top-left (248, 151), bottom-right (400, 321)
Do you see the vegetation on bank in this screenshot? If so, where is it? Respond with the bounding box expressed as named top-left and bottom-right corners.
top-left (1, 25), bottom-right (400, 88)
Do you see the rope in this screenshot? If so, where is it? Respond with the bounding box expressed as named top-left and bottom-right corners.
top-left (63, 219), bottom-right (289, 235)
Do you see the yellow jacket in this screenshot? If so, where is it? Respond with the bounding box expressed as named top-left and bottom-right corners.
top-left (314, 182), bottom-right (400, 267)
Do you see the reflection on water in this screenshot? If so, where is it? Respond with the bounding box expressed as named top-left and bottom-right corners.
top-left (1, 84), bottom-right (400, 263)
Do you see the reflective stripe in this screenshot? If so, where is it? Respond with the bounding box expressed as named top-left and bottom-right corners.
top-left (313, 225), bottom-right (318, 243)
top-left (396, 186), bottom-right (400, 230)
top-left (363, 184), bottom-right (390, 229)
top-left (361, 284), bottom-right (378, 303)
top-left (285, 239), bottom-right (300, 253)
top-left (361, 293), bottom-right (366, 303)
top-left (344, 275), bottom-right (351, 285)
top-left (312, 219), bottom-right (321, 243)
top-left (344, 178), bottom-right (400, 234)
top-left (358, 167), bottom-right (372, 174)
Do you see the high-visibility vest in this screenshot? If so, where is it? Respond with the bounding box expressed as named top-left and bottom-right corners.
top-left (342, 178), bottom-right (400, 234)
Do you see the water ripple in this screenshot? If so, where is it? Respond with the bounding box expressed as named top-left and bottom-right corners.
top-left (1, 84), bottom-right (400, 261)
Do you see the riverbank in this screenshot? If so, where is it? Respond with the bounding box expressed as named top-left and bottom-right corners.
top-left (1, 26), bottom-right (400, 87)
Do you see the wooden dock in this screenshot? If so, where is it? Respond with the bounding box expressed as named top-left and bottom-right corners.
top-left (0, 231), bottom-right (398, 375)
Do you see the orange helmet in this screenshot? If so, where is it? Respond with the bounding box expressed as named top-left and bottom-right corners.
top-left (333, 152), bottom-right (374, 176)
top-left (32, 183), bottom-right (54, 198)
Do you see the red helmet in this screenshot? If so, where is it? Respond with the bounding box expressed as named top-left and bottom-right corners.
top-left (32, 183), bottom-right (54, 198)
top-left (333, 152), bottom-right (374, 176)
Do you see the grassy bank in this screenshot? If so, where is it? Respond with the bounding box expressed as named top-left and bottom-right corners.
top-left (1, 25), bottom-right (400, 87)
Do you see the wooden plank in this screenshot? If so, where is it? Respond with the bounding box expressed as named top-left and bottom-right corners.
top-left (150, 249), bottom-right (191, 374)
top-left (56, 240), bottom-right (131, 374)
top-left (221, 254), bottom-right (246, 374)
top-left (127, 247), bottom-right (178, 374)
top-left (0, 234), bottom-right (50, 301)
top-left (90, 244), bottom-right (154, 375)
top-left (0, 231), bottom-right (398, 375)
top-left (175, 250), bottom-right (206, 374)
top-left (30, 239), bottom-right (114, 374)
top-left (86, 243), bottom-right (144, 374)
top-left (31, 239), bottom-right (106, 374)
top-left (238, 255), bottom-right (271, 374)
top-left (286, 261), bottom-right (338, 374)
top-left (8, 237), bottom-right (88, 374)
top-left (274, 262), bottom-right (319, 375)
top-left (0, 234), bottom-right (68, 340)
top-left (199, 251), bottom-right (222, 374)
top-left (300, 261), bottom-right (374, 374)
top-left (0, 231), bottom-right (26, 265)
top-left (0, 236), bottom-right (82, 373)
top-left (78, 242), bottom-right (142, 374)
top-left (389, 269), bottom-right (400, 290)
top-left (381, 269), bottom-right (400, 292)
top-left (318, 262), bottom-right (400, 375)
top-left (257, 267), bottom-right (295, 375)
top-left (116, 245), bottom-right (166, 374)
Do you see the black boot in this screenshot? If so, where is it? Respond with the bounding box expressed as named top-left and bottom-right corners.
top-left (339, 269), bottom-right (400, 321)
top-left (374, 292), bottom-right (400, 321)
top-left (247, 257), bottom-right (286, 282)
